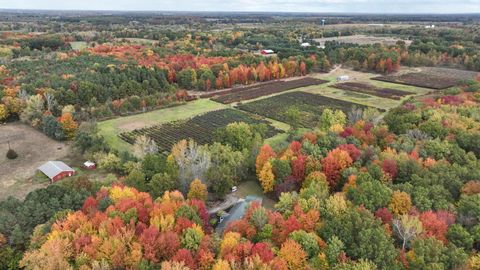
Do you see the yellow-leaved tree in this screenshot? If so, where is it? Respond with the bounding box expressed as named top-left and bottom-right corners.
top-left (389, 190), bottom-right (412, 216)
top-left (258, 161), bottom-right (275, 193)
top-left (187, 178), bottom-right (208, 201)
top-left (0, 104), bottom-right (8, 121)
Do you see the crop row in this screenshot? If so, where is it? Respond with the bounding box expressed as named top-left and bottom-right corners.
top-left (237, 92), bottom-right (371, 127)
top-left (119, 109), bottom-right (281, 153)
top-left (209, 77), bottom-right (328, 104)
top-left (372, 72), bottom-right (458, 90)
top-left (332, 82), bottom-right (413, 100)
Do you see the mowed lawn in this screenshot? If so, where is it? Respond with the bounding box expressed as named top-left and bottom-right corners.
top-left (98, 99), bottom-right (227, 152)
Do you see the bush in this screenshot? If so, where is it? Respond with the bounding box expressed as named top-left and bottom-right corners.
top-left (6, 149), bottom-right (18, 159)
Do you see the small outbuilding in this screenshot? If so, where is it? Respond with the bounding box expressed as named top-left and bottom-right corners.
top-left (337, 75), bottom-right (350, 81)
top-left (261, 49), bottom-right (275, 55)
top-left (301, 42), bottom-right (311, 47)
top-left (83, 161), bottom-right (96, 170)
top-left (38, 161), bottom-right (75, 183)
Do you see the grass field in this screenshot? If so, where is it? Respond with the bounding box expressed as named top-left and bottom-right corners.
top-left (69, 41), bottom-right (88, 50)
top-left (0, 123), bottom-right (70, 200)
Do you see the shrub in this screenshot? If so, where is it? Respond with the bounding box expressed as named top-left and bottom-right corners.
top-left (6, 149), bottom-right (18, 159)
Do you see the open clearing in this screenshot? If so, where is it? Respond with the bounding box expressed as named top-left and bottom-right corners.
top-left (332, 82), bottom-right (414, 100)
top-left (69, 41), bottom-right (88, 50)
top-left (371, 67), bottom-right (479, 90)
top-left (299, 68), bottom-right (432, 110)
top-left (421, 67), bottom-right (479, 81)
top-left (0, 123), bottom-right (70, 200)
top-left (119, 108), bottom-right (282, 153)
top-left (98, 99), bottom-right (227, 152)
top-left (99, 68), bottom-right (432, 152)
top-left (373, 72), bottom-right (459, 89)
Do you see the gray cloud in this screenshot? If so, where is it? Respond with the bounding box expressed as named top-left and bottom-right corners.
top-left (0, 0), bottom-right (479, 13)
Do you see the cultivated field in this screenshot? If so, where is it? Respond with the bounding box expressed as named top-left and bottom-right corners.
top-left (210, 77), bottom-right (328, 104)
top-left (372, 72), bottom-right (459, 89)
top-left (98, 99), bottom-right (227, 152)
top-left (0, 123), bottom-right (69, 200)
top-left (332, 82), bottom-right (414, 100)
top-left (420, 67), bottom-right (479, 81)
top-left (237, 92), bottom-right (370, 127)
top-left (99, 68), bottom-right (433, 152)
top-left (119, 109), bottom-right (282, 153)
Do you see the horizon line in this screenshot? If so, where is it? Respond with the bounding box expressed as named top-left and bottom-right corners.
top-left (0, 8), bottom-right (479, 15)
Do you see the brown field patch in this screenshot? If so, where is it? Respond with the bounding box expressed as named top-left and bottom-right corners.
top-left (209, 77), bottom-right (328, 104)
top-left (332, 82), bottom-right (414, 100)
top-left (0, 123), bottom-right (70, 200)
top-left (372, 72), bottom-right (458, 90)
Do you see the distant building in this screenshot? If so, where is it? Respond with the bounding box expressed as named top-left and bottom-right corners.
top-left (337, 75), bottom-right (350, 81)
top-left (261, 49), bottom-right (275, 55)
top-left (215, 196), bottom-right (263, 234)
top-left (38, 161), bottom-right (75, 183)
top-left (301, 42), bottom-right (311, 47)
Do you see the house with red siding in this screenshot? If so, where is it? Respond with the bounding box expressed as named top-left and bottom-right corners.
top-left (38, 161), bottom-right (75, 183)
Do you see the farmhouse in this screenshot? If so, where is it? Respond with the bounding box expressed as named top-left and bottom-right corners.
top-left (38, 161), bottom-right (75, 183)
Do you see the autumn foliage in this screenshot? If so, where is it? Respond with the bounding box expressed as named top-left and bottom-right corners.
top-left (187, 179), bottom-right (208, 201)
top-left (20, 186), bottom-right (212, 269)
top-left (256, 144), bottom-right (276, 175)
top-left (322, 148), bottom-right (353, 189)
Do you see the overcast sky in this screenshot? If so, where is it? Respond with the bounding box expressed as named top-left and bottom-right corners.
top-left (1, 0), bottom-right (479, 14)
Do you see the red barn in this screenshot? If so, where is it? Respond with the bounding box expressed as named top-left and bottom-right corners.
top-left (38, 161), bottom-right (75, 183)
top-left (261, 49), bottom-right (274, 55)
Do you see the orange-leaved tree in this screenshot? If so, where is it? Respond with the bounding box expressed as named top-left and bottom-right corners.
top-left (59, 112), bottom-right (78, 139)
top-left (322, 148), bottom-right (353, 190)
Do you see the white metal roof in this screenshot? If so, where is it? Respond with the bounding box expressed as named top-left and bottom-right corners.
top-left (84, 161), bottom-right (95, 167)
top-left (38, 161), bottom-right (75, 180)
